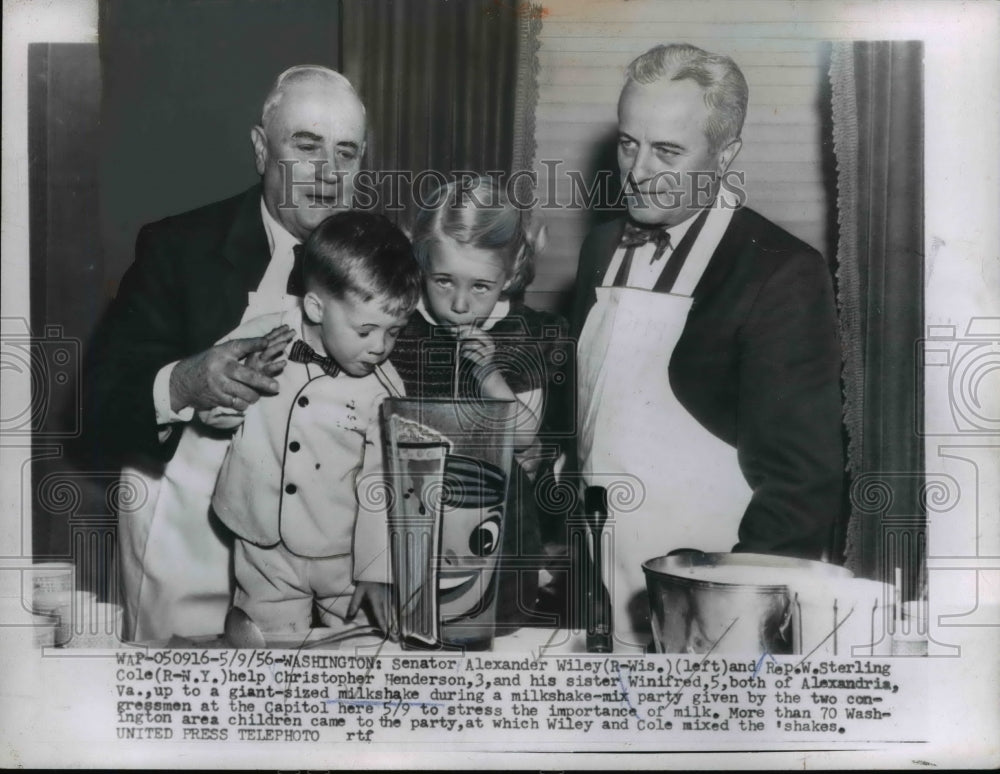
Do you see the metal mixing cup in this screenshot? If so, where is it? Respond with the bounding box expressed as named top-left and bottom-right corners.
top-left (642, 551), bottom-right (853, 654)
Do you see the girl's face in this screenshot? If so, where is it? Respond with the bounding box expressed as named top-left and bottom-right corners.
top-left (423, 237), bottom-right (509, 326)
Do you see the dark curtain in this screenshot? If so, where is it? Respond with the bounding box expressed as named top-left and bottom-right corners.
top-left (99, 0), bottom-right (342, 287)
top-left (830, 41), bottom-right (925, 599)
top-left (28, 43), bottom-right (106, 591)
top-left (340, 0), bottom-right (523, 222)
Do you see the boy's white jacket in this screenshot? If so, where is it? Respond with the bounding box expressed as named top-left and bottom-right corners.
top-left (210, 307), bottom-right (403, 582)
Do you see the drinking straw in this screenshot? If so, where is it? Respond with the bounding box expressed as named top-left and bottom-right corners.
top-left (894, 566), bottom-right (903, 633)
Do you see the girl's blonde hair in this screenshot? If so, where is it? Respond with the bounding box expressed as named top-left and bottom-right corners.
top-left (410, 176), bottom-right (544, 298)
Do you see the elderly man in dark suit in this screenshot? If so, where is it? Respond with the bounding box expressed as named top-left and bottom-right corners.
top-left (85, 65), bottom-right (368, 640)
top-left (571, 44), bottom-right (844, 639)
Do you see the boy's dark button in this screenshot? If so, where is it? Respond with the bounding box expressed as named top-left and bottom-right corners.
top-left (285, 483), bottom-right (297, 494)
top-left (289, 441), bottom-right (300, 452)
top-left (297, 396), bottom-right (309, 407)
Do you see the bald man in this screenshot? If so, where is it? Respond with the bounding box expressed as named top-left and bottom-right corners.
top-left (85, 66), bottom-right (369, 640)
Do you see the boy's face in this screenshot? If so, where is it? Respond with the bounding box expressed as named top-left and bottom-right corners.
top-left (303, 289), bottom-right (409, 377)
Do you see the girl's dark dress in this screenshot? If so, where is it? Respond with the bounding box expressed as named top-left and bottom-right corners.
top-left (390, 301), bottom-right (573, 630)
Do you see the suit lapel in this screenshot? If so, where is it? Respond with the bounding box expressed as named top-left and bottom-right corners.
top-left (592, 218), bottom-right (627, 288)
top-left (575, 218), bottom-right (625, 332)
top-left (220, 184), bottom-right (270, 320)
top-left (692, 206), bottom-right (755, 304)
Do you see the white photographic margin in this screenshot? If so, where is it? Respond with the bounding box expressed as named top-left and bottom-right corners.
top-left (1, 0), bottom-right (998, 769)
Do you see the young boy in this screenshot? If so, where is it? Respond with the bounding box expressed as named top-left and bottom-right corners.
top-left (204, 211), bottom-right (421, 634)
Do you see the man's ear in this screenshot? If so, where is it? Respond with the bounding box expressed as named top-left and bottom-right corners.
top-left (716, 137), bottom-right (742, 175)
top-left (250, 125), bottom-right (268, 176)
top-left (302, 291), bottom-right (324, 324)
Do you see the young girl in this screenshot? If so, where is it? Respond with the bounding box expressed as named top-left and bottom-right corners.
top-left (390, 176), bottom-right (572, 630)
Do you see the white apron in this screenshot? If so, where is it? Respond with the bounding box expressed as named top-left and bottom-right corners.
top-left (577, 211), bottom-right (753, 642)
top-left (119, 292), bottom-right (299, 641)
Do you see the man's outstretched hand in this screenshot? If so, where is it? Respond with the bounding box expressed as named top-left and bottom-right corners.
top-left (169, 326), bottom-right (293, 413)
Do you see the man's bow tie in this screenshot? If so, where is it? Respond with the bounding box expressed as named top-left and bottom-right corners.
top-left (619, 221), bottom-right (672, 263)
top-left (289, 339), bottom-right (340, 377)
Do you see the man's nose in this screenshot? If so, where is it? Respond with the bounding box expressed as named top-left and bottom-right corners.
top-left (626, 145), bottom-right (656, 184)
top-left (316, 150), bottom-right (344, 182)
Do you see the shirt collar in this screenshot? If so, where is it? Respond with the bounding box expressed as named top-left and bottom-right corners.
top-left (259, 197), bottom-right (301, 258)
top-left (415, 297), bottom-right (510, 332)
top-left (661, 209), bottom-right (701, 246)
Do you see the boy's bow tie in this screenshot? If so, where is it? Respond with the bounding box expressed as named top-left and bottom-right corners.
top-left (289, 340), bottom-right (340, 377)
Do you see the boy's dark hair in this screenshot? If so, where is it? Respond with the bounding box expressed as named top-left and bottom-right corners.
top-left (302, 210), bottom-right (421, 316)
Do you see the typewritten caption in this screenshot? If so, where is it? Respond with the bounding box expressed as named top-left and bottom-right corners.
top-left (107, 649), bottom-right (927, 747)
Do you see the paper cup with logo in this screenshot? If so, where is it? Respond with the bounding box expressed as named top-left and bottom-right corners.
top-left (34, 590), bottom-right (97, 646)
top-left (68, 602), bottom-right (125, 648)
top-left (0, 597), bottom-right (58, 648)
top-left (25, 562), bottom-right (75, 613)
top-left (793, 578), bottom-right (894, 657)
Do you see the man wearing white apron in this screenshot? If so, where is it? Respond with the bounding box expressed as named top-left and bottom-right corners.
top-left (572, 44), bottom-right (844, 643)
top-left (85, 66), bottom-right (368, 640)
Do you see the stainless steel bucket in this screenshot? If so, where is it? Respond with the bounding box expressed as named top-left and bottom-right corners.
top-left (642, 551), bottom-right (853, 654)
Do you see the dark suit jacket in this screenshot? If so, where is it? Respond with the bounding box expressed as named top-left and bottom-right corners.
top-left (83, 185), bottom-right (271, 466)
top-left (570, 207), bottom-right (844, 560)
